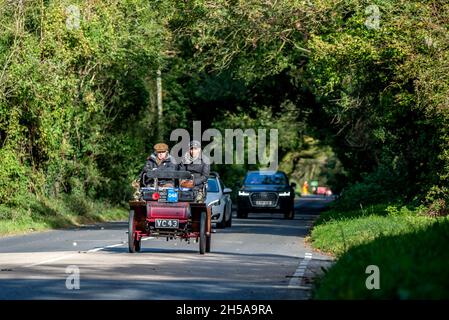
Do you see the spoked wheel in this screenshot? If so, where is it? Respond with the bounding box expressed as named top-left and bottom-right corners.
top-left (199, 211), bottom-right (206, 254)
top-left (128, 209), bottom-right (141, 253)
top-left (206, 233), bottom-right (211, 253)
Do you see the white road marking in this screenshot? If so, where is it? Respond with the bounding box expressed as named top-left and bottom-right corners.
top-left (25, 254), bottom-right (78, 268)
top-left (288, 252), bottom-right (313, 289)
top-left (219, 240), bottom-right (244, 244)
top-left (25, 238), bottom-right (155, 267)
top-left (105, 243), bottom-right (123, 248)
top-left (87, 243), bottom-right (123, 253)
top-left (86, 237), bottom-right (154, 253)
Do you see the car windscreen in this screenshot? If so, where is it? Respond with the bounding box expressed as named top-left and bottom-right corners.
top-left (207, 178), bottom-right (219, 192)
top-left (244, 172), bottom-right (287, 185)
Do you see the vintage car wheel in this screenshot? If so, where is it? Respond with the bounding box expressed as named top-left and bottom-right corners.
top-left (206, 233), bottom-right (211, 253)
top-left (206, 235), bottom-right (211, 253)
top-left (128, 209), bottom-right (141, 253)
top-left (199, 211), bottom-right (206, 254)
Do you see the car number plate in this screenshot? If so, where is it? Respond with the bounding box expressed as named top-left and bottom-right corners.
top-left (167, 189), bottom-right (178, 202)
top-left (255, 201), bottom-right (273, 206)
top-left (155, 219), bottom-right (179, 229)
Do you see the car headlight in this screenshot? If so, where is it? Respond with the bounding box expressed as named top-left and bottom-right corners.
top-left (208, 199), bottom-right (220, 207)
top-left (279, 191), bottom-right (290, 196)
top-left (238, 191), bottom-right (250, 196)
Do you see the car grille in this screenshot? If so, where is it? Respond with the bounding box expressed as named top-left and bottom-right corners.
top-left (250, 192), bottom-right (278, 207)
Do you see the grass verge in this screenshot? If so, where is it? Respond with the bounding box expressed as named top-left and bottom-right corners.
top-left (310, 203), bottom-right (449, 299)
top-left (0, 194), bottom-right (128, 237)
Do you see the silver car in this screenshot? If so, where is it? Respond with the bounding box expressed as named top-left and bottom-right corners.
top-left (206, 173), bottom-right (233, 229)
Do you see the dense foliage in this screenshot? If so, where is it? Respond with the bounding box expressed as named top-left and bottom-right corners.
top-left (0, 0), bottom-right (172, 210)
top-left (1, 0), bottom-right (448, 217)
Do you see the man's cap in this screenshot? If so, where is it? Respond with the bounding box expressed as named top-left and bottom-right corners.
top-left (189, 140), bottom-right (201, 149)
top-left (154, 143), bottom-right (169, 152)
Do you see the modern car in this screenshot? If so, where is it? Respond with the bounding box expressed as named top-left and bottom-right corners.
top-left (237, 170), bottom-right (296, 219)
top-left (206, 172), bottom-right (233, 228)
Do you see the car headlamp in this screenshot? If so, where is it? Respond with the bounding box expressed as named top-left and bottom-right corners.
top-left (152, 192), bottom-right (161, 200)
top-left (238, 191), bottom-right (250, 196)
top-left (279, 191), bottom-right (290, 196)
top-left (208, 199), bottom-right (220, 207)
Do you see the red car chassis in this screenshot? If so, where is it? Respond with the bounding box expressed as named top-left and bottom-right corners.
top-left (128, 170), bottom-right (212, 254)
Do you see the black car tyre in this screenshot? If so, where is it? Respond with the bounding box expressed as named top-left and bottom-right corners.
top-left (216, 209), bottom-right (226, 229)
top-left (284, 205), bottom-right (295, 220)
top-left (237, 209), bottom-right (248, 218)
top-left (225, 210), bottom-right (233, 227)
top-left (199, 211), bottom-right (206, 254)
top-left (206, 234), bottom-right (211, 253)
top-left (128, 210), bottom-right (141, 253)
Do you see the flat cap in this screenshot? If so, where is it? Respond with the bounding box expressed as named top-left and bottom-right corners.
top-left (189, 140), bottom-right (201, 149)
top-left (154, 143), bottom-right (169, 152)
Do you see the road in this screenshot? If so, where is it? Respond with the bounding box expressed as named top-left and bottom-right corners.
top-left (0, 196), bottom-right (334, 300)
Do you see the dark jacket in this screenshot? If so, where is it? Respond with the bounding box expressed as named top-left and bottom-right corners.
top-left (178, 153), bottom-right (210, 190)
top-left (140, 153), bottom-right (177, 186)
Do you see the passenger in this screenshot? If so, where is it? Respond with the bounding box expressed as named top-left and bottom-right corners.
top-left (178, 140), bottom-right (210, 203)
top-left (140, 143), bottom-right (177, 187)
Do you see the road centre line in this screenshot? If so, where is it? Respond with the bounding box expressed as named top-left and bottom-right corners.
top-left (25, 254), bottom-right (78, 268)
top-left (24, 238), bottom-right (153, 266)
top-left (87, 237), bottom-right (154, 253)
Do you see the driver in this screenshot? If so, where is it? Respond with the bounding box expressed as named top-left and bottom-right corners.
top-left (139, 143), bottom-right (177, 187)
top-left (178, 140), bottom-right (210, 202)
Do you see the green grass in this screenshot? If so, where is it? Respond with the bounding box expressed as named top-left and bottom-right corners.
top-left (315, 203), bottom-right (390, 225)
top-left (311, 212), bottom-right (434, 257)
top-left (0, 194), bottom-right (128, 237)
top-left (310, 204), bottom-right (449, 299)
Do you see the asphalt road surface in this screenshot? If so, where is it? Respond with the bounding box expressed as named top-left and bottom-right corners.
top-left (0, 196), bottom-right (334, 300)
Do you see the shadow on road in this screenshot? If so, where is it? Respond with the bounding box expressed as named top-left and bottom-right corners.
top-left (0, 249), bottom-right (331, 300)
